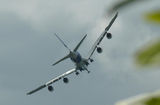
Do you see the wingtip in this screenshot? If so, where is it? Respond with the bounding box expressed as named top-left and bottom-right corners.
top-left (26, 85), bottom-right (46, 95)
top-left (26, 92), bottom-right (31, 95)
top-left (54, 33), bottom-right (57, 36)
top-left (116, 12), bottom-right (119, 16)
top-left (52, 63), bottom-right (57, 66)
top-left (26, 93), bottom-right (30, 95)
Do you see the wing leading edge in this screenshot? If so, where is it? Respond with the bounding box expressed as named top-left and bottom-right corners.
top-left (27, 68), bottom-right (76, 95)
top-left (87, 12), bottom-right (118, 59)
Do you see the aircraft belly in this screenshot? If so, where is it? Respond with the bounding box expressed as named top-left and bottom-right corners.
top-left (76, 60), bottom-right (86, 70)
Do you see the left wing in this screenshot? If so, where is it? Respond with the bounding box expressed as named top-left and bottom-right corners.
top-left (87, 12), bottom-right (118, 59)
top-left (27, 68), bottom-right (76, 95)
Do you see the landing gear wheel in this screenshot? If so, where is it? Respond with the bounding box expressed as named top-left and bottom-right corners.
top-left (86, 69), bottom-right (90, 74)
top-left (90, 59), bottom-right (94, 62)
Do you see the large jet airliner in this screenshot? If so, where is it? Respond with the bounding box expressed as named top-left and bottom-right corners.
top-left (27, 12), bottom-right (118, 95)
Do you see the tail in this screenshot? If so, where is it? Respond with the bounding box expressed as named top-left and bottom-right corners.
top-left (52, 33), bottom-right (71, 66)
top-left (73, 34), bottom-right (87, 52)
top-left (52, 34), bottom-right (87, 66)
top-left (54, 33), bottom-right (71, 52)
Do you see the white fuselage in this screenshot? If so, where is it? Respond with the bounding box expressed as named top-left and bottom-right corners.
top-left (70, 51), bottom-right (88, 71)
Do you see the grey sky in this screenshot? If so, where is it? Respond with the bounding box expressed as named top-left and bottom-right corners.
top-left (1, 0), bottom-right (160, 105)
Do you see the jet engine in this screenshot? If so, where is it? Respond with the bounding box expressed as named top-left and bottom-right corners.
top-left (106, 33), bottom-right (112, 39)
top-left (63, 77), bottom-right (69, 83)
top-left (48, 86), bottom-right (54, 92)
top-left (97, 47), bottom-right (103, 53)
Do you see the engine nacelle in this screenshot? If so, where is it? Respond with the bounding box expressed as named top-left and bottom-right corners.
top-left (106, 33), bottom-right (112, 39)
top-left (97, 47), bottom-right (103, 53)
top-left (63, 77), bottom-right (69, 83)
top-left (48, 86), bottom-right (54, 92)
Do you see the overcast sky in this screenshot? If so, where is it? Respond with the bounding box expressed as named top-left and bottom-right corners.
top-left (1, 0), bottom-right (160, 105)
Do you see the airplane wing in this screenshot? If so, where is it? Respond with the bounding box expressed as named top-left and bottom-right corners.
top-left (52, 54), bottom-right (70, 66)
top-left (87, 12), bottom-right (118, 59)
top-left (27, 68), bottom-right (76, 95)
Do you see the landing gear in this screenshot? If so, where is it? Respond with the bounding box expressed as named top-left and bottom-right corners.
top-left (87, 71), bottom-right (90, 73)
top-left (86, 69), bottom-right (90, 73)
top-left (85, 62), bottom-right (89, 66)
top-left (89, 58), bottom-right (94, 62)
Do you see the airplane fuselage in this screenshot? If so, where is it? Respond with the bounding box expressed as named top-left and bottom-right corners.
top-left (70, 51), bottom-right (88, 71)
top-left (70, 51), bottom-right (82, 63)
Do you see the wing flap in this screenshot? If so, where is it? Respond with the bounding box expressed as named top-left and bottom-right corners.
top-left (46, 68), bottom-right (76, 86)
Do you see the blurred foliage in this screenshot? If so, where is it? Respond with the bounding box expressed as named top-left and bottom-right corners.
top-left (109, 0), bottom-right (145, 14)
top-left (109, 0), bottom-right (160, 25)
top-left (135, 40), bottom-right (160, 67)
top-left (109, 1), bottom-right (160, 104)
top-left (145, 97), bottom-right (160, 105)
top-left (145, 10), bottom-right (160, 24)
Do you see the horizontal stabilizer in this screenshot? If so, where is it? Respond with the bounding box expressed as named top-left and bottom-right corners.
top-left (52, 54), bottom-right (70, 66)
top-left (74, 34), bottom-right (87, 52)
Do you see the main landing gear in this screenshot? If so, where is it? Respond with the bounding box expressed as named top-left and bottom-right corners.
top-left (86, 69), bottom-right (90, 74)
top-left (89, 58), bottom-right (94, 62)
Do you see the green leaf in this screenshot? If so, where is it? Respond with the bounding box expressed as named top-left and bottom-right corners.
top-left (135, 39), bottom-right (160, 67)
top-left (145, 10), bottom-right (160, 24)
top-left (109, 0), bottom-right (145, 14)
top-left (145, 97), bottom-right (160, 105)
top-left (116, 90), bottom-right (160, 105)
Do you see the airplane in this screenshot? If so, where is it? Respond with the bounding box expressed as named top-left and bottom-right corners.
top-left (27, 12), bottom-right (118, 95)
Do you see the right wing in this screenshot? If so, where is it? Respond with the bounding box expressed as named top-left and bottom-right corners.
top-left (27, 68), bottom-right (76, 95)
top-left (52, 54), bottom-right (70, 66)
top-left (87, 12), bottom-right (118, 59)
